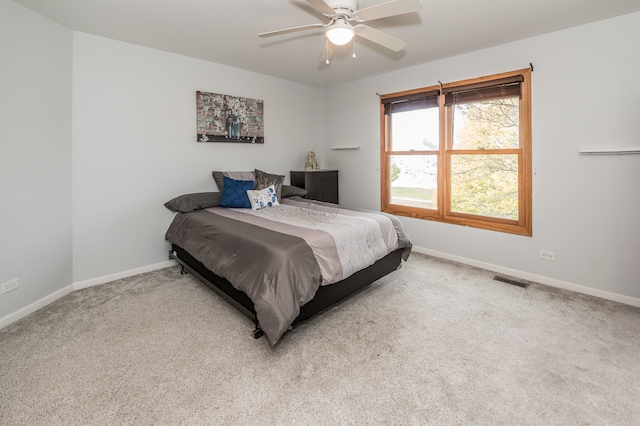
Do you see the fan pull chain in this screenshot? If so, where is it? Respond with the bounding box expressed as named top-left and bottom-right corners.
top-left (352, 38), bottom-right (357, 58)
top-left (325, 39), bottom-right (330, 64)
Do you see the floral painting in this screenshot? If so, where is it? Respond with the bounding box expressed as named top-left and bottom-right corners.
top-left (196, 91), bottom-right (264, 143)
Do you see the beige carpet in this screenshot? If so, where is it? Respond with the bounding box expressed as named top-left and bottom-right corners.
top-left (1, 253), bottom-right (639, 425)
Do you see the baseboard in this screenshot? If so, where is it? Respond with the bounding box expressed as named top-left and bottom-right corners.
top-left (73, 260), bottom-right (176, 290)
top-left (0, 284), bottom-right (74, 330)
top-left (3, 252), bottom-right (637, 331)
top-left (412, 245), bottom-right (640, 308)
top-left (0, 260), bottom-right (176, 330)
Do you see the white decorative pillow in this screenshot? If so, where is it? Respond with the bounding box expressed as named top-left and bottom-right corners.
top-left (246, 185), bottom-right (279, 210)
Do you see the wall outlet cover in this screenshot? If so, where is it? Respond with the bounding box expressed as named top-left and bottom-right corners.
top-left (1, 278), bottom-right (20, 294)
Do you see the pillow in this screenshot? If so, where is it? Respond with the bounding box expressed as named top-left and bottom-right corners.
top-left (254, 169), bottom-right (284, 201)
top-left (164, 192), bottom-right (222, 212)
top-left (246, 185), bottom-right (279, 210)
top-left (281, 184), bottom-right (307, 198)
top-left (219, 176), bottom-right (254, 208)
top-left (212, 171), bottom-right (255, 192)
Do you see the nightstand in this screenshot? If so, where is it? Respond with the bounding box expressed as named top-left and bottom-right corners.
top-left (290, 170), bottom-right (338, 204)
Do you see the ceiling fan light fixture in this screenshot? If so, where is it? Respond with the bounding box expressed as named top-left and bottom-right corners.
top-left (326, 20), bottom-right (355, 46)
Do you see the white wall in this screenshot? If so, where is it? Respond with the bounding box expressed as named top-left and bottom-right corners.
top-left (0, 0), bottom-right (73, 320)
top-left (324, 12), bottom-right (640, 302)
top-left (72, 33), bottom-right (325, 282)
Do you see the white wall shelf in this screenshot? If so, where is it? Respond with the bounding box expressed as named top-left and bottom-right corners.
top-left (330, 146), bottom-right (361, 150)
top-left (579, 147), bottom-right (640, 155)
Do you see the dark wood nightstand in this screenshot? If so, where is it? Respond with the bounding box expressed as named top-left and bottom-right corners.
top-left (290, 170), bottom-right (338, 204)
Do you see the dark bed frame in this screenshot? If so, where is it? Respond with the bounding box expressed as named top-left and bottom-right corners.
top-left (170, 244), bottom-right (404, 340)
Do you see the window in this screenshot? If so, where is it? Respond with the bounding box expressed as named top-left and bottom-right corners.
top-left (380, 69), bottom-right (532, 236)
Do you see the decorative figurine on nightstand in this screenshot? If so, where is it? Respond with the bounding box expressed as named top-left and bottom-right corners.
top-left (305, 151), bottom-right (320, 171)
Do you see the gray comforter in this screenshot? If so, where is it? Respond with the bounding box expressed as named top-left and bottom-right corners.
top-left (165, 198), bottom-right (411, 345)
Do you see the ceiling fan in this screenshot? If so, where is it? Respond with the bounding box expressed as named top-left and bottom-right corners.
top-left (258, 0), bottom-right (423, 64)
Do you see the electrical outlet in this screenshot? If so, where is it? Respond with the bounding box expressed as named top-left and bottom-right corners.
top-left (540, 250), bottom-right (556, 261)
top-left (1, 278), bottom-right (20, 294)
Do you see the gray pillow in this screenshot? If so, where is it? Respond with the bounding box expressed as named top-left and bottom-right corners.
top-left (254, 169), bottom-right (285, 200)
top-left (212, 171), bottom-right (255, 192)
top-left (281, 184), bottom-right (307, 198)
top-left (164, 192), bottom-right (222, 212)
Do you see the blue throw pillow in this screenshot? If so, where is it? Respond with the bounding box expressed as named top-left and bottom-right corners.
top-left (219, 176), bottom-right (254, 208)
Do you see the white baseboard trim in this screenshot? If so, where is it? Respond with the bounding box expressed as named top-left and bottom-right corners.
top-left (0, 260), bottom-right (177, 330)
top-left (73, 260), bottom-right (176, 290)
top-left (0, 284), bottom-right (74, 330)
top-left (3, 252), bottom-right (637, 330)
top-left (412, 245), bottom-right (640, 308)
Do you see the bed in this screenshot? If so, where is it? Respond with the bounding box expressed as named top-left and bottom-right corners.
top-left (164, 171), bottom-right (412, 345)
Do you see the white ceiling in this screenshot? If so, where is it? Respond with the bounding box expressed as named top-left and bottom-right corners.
top-left (12, 0), bottom-right (640, 87)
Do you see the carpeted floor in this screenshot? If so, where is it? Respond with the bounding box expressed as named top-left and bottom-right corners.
top-left (1, 253), bottom-right (639, 425)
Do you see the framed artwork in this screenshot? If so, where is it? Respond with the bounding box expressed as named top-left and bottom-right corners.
top-left (196, 91), bottom-right (264, 143)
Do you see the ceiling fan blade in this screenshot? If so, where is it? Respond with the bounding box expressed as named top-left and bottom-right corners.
top-left (306, 0), bottom-right (337, 16)
top-left (259, 23), bottom-right (325, 38)
top-left (354, 0), bottom-right (423, 22)
top-left (318, 40), bottom-right (334, 63)
top-left (355, 25), bottom-right (407, 52)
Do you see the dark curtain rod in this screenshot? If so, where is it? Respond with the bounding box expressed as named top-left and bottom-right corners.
top-left (377, 63), bottom-right (534, 97)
